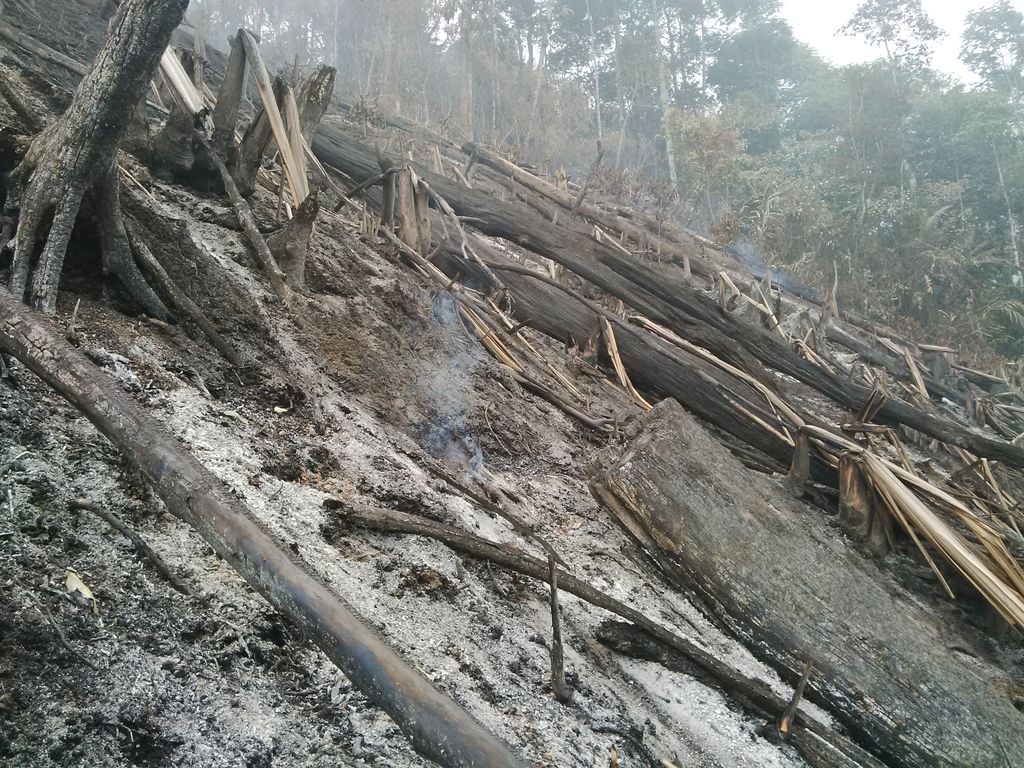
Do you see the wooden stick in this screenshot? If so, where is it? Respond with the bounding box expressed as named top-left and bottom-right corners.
top-left (334, 500), bottom-right (881, 768)
top-left (548, 555), bottom-right (573, 703)
top-left (69, 498), bottom-right (192, 595)
top-left (194, 131), bottom-right (291, 302)
top-left (21, 584), bottom-right (97, 669)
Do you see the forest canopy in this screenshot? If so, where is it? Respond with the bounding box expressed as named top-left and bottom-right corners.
top-left (194, 0), bottom-right (1024, 358)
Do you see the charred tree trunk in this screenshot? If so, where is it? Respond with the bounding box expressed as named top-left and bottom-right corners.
top-left (431, 239), bottom-right (795, 475)
top-left (4, 0), bottom-right (188, 317)
top-left (296, 64), bottom-right (336, 143)
top-left (591, 400), bottom-right (1024, 768)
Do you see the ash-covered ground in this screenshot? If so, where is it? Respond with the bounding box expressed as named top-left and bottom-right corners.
top-left (0, 172), bottom-right (811, 767)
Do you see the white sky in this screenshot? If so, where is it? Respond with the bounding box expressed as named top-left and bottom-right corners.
top-left (779, 0), bottom-right (1024, 82)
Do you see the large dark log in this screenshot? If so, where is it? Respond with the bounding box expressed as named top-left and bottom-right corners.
top-left (0, 292), bottom-right (524, 768)
top-left (462, 141), bottom-right (715, 280)
top-left (312, 120), bottom-right (1024, 466)
top-left (590, 399), bottom-right (1024, 768)
top-left (313, 119), bottom-right (769, 383)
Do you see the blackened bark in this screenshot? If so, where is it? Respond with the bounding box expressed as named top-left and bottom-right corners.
top-left (0, 290), bottom-right (524, 768)
top-left (312, 120), bottom-right (1024, 466)
top-left (5, 0), bottom-right (188, 317)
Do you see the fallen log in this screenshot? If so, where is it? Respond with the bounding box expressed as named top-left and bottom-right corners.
top-left (0, 291), bottom-right (524, 768)
top-left (590, 399), bottom-right (1024, 768)
top-left (0, 18), bottom-right (88, 76)
top-left (431, 242), bottom-right (796, 475)
top-left (314, 120), bottom-right (1024, 466)
top-left (462, 141), bottom-right (712, 279)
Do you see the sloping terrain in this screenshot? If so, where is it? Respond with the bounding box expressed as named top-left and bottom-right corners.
top-left (2, 2), bottom-right (1023, 767)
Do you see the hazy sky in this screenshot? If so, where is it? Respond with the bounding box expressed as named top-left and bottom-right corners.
top-left (779, 0), bottom-right (1024, 81)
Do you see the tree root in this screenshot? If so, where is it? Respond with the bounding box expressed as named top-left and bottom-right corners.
top-left (4, 0), bottom-right (186, 318)
top-left (124, 219), bottom-right (243, 367)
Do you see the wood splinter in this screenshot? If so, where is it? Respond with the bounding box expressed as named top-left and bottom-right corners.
top-left (763, 661), bottom-right (812, 742)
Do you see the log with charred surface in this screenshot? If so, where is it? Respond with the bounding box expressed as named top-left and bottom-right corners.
top-left (590, 399), bottom-right (1024, 768)
top-left (314, 119), bottom-right (768, 381)
top-left (0, 290), bottom-right (525, 768)
top-left (462, 141), bottom-right (713, 279)
top-left (313, 120), bottom-right (1024, 466)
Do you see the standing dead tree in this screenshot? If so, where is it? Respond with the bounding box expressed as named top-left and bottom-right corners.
top-left (4, 0), bottom-right (188, 317)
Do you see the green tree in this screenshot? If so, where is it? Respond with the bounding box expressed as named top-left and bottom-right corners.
top-left (961, 0), bottom-right (1024, 92)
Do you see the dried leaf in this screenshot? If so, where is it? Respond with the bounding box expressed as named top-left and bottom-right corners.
top-left (66, 569), bottom-right (98, 614)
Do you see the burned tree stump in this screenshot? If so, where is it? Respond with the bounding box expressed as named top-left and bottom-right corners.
top-left (4, 0), bottom-right (187, 317)
top-left (590, 399), bottom-right (1024, 768)
top-left (268, 190), bottom-right (319, 290)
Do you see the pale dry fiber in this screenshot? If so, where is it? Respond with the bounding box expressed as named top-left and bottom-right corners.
top-left (158, 48), bottom-right (203, 115)
top-left (238, 30), bottom-right (308, 206)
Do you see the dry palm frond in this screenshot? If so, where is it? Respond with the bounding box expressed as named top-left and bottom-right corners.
top-left (860, 452), bottom-right (1024, 625)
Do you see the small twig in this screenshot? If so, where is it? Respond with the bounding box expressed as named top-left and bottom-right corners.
top-left (70, 498), bottom-right (192, 595)
top-left (21, 585), bottom-right (98, 669)
top-left (548, 554), bottom-right (573, 703)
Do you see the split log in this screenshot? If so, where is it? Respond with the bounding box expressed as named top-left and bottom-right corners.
top-left (313, 121), bottom-right (1024, 466)
top-left (0, 291), bottom-right (524, 768)
top-left (590, 399), bottom-right (1024, 768)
